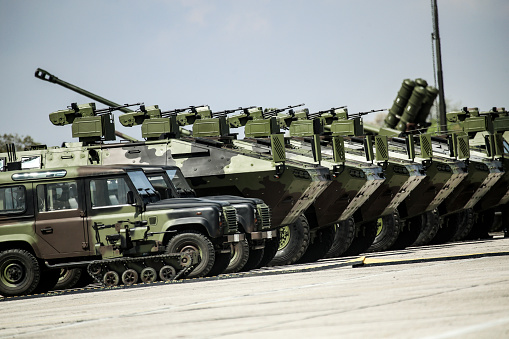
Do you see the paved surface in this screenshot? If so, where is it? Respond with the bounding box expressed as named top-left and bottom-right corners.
top-left (1, 236), bottom-right (509, 339)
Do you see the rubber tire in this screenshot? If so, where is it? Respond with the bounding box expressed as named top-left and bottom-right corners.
top-left (343, 221), bottom-right (378, 256)
top-left (269, 215), bottom-right (310, 266)
top-left (368, 211), bottom-right (401, 252)
top-left (467, 210), bottom-right (493, 240)
top-left (207, 252), bottom-right (231, 276)
top-left (412, 210), bottom-right (441, 246)
top-left (33, 268), bottom-right (61, 294)
top-left (223, 239), bottom-right (250, 274)
top-left (325, 218), bottom-right (356, 258)
top-left (451, 209), bottom-right (475, 241)
top-left (0, 249), bottom-right (41, 297)
top-left (430, 213), bottom-right (458, 245)
top-left (255, 237), bottom-right (279, 269)
top-left (240, 247), bottom-right (264, 272)
top-left (166, 231), bottom-right (215, 278)
top-left (390, 216), bottom-right (422, 250)
top-left (296, 225), bottom-right (335, 264)
top-left (54, 268), bottom-right (82, 290)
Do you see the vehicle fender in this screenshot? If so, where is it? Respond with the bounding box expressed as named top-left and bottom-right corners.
top-left (163, 217), bottom-right (221, 239)
top-left (0, 234), bottom-right (43, 258)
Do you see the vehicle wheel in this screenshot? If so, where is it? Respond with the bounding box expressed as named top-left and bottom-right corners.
top-left (451, 208), bottom-right (475, 241)
top-left (207, 252), bottom-right (231, 276)
top-left (269, 215), bottom-right (310, 266)
top-left (33, 268), bottom-right (61, 294)
top-left (255, 237), bottom-right (279, 269)
top-left (325, 218), bottom-right (356, 258)
top-left (159, 266), bottom-right (177, 281)
top-left (121, 269), bottom-right (139, 286)
top-left (166, 231), bottom-right (215, 278)
top-left (412, 210), bottom-right (441, 246)
top-left (103, 271), bottom-right (119, 287)
top-left (343, 220), bottom-right (378, 256)
top-left (368, 211), bottom-right (401, 252)
top-left (223, 239), bottom-right (250, 274)
top-left (0, 249), bottom-right (41, 297)
top-left (430, 212), bottom-right (458, 244)
top-left (296, 225), bottom-right (335, 264)
top-left (54, 268), bottom-right (82, 290)
top-left (240, 247), bottom-right (264, 272)
top-left (390, 216), bottom-right (422, 250)
top-left (140, 267), bottom-right (157, 283)
top-left (466, 209), bottom-right (493, 240)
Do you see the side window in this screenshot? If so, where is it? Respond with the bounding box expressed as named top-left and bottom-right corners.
top-left (0, 186), bottom-right (26, 213)
top-left (90, 177), bottom-right (131, 208)
top-left (147, 175), bottom-right (172, 198)
top-left (37, 182), bottom-right (79, 212)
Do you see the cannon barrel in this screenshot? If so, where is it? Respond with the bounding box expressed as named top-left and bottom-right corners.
top-left (35, 68), bottom-right (191, 137)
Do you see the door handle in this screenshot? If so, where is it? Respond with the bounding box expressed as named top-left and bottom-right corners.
top-left (40, 227), bottom-right (53, 234)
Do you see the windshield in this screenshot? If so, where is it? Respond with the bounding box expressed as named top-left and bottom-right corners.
top-left (127, 171), bottom-right (160, 202)
top-left (165, 169), bottom-right (195, 197)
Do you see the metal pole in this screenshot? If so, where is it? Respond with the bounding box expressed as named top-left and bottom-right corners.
top-left (432, 0), bottom-right (447, 134)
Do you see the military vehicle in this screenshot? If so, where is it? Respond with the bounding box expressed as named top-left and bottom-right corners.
top-left (366, 79), bottom-right (505, 243)
top-left (0, 165), bottom-right (235, 296)
top-left (30, 68), bottom-right (331, 267)
top-left (124, 165), bottom-right (271, 273)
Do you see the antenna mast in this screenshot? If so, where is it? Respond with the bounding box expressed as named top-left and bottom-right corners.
top-left (432, 0), bottom-right (447, 133)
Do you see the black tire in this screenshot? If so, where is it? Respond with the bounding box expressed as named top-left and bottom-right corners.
top-left (269, 215), bottom-right (310, 266)
top-left (240, 247), bottom-right (264, 272)
top-left (296, 225), bottom-right (335, 264)
top-left (451, 209), bottom-right (475, 241)
top-left (390, 215), bottom-right (422, 250)
top-left (54, 268), bottom-right (82, 290)
top-left (207, 252), bottom-right (231, 276)
top-left (343, 221), bottom-right (378, 256)
top-left (325, 218), bottom-right (356, 258)
top-left (0, 249), bottom-right (41, 297)
top-left (33, 268), bottom-right (60, 294)
top-left (223, 239), bottom-right (250, 274)
top-left (368, 211), bottom-right (401, 252)
top-left (430, 212), bottom-right (458, 244)
top-left (256, 237), bottom-right (278, 269)
top-left (412, 210), bottom-right (441, 246)
top-left (166, 231), bottom-right (215, 278)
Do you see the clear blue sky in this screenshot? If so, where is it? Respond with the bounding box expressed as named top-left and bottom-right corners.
top-left (1, 0), bottom-right (508, 146)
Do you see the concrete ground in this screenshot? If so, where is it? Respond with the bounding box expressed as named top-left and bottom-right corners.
top-left (1, 236), bottom-right (509, 339)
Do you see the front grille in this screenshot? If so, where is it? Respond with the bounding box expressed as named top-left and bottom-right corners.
top-left (222, 206), bottom-right (238, 234)
top-left (257, 204), bottom-right (271, 230)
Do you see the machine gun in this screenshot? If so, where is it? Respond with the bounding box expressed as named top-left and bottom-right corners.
top-left (263, 103), bottom-right (305, 119)
top-left (212, 106), bottom-right (256, 118)
top-left (49, 102), bottom-right (143, 144)
top-left (307, 106), bottom-right (347, 120)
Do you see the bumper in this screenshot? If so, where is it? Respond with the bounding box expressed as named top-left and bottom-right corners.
top-left (226, 233), bottom-right (246, 243)
top-left (250, 229), bottom-right (277, 240)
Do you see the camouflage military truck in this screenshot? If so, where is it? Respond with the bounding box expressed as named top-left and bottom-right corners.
top-left (130, 165), bottom-right (272, 273)
top-left (0, 164), bottom-right (245, 296)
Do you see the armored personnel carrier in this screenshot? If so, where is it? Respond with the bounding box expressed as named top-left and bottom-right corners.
top-left (0, 165), bottom-right (230, 296)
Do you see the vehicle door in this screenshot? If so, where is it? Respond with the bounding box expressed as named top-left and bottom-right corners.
top-left (34, 180), bottom-right (90, 258)
top-left (84, 175), bottom-right (141, 249)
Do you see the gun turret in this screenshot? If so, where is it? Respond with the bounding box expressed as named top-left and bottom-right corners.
top-left (35, 68), bottom-right (191, 138)
top-left (49, 102), bottom-right (142, 144)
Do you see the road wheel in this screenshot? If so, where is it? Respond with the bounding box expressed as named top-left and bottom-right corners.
top-left (466, 209), bottom-right (492, 240)
top-left (255, 237), bottom-right (278, 269)
top-left (224, 239), bottom-right (250, 274)
top-left (166, 231), bottom-right (215, 278)
top-left (33, 268), bottom-right (60, 294)
top-left (452, 209), bottom-right (475, 241)
top-left (296, 225), bottom-right (335, 264)
top-left (412, 210), bottom-right (441, 246)
top-left (0, 249), bottom-right (41, 297)
top-left (207, 252), bottom-right (231, 276)
top-left (325, 218), bottom-right (356, 258)
top-left (368, 211), bottom-right (401, 252)
top-left (390, 216), bottom-right (422, 250)
top-left (430, 213), bottom-right (458, 244)
top-left (343, 221), bottom-right (378, 256)
top-left (240, 247), bottom-right (264, 272)
top-left (269, 215), bottom-right (310, 266)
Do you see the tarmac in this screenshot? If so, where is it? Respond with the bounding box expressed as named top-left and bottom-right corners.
top-left (1, 235), bottom-right (508, 339)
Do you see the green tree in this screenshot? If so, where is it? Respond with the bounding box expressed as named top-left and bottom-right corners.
top-left (0, 134), bottom-right (38, 152)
